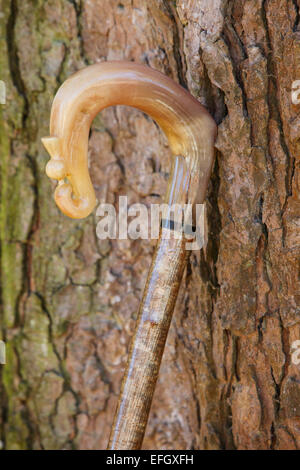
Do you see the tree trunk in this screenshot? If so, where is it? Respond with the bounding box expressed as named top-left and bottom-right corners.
top-left (0, 0), bottom-right (299, 450)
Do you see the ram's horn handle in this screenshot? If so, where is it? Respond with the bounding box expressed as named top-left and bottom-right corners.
top-left (42, 61), bottom-right (217, 449)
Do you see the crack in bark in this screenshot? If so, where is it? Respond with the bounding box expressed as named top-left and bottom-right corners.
top-left (255, 194), bottom-right (272, 321)
top-left (292, 0), bottom-right (300, 31)
top-left (162, 0), bottom-right (188, 88)
top-left (6, 0), bottom-right (29, 129)
top-left (68, 0), bottom-right (88, 66)
top-left (222, 19), bottom-right (249, 120)
top-left (261, 0), bottom-right (295, 225)
top-left (35, 292), bottom-right (81, 449)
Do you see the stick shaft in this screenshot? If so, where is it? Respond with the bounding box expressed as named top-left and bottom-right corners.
top-left (108, 230), bottom-right (187, 450)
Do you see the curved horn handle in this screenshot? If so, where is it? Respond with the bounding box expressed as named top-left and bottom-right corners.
top-left (42, 61), bottom-right (216, 218)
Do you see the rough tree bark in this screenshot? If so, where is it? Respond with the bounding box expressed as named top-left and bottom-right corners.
top-left (0, 0), bottom-right (299, 450)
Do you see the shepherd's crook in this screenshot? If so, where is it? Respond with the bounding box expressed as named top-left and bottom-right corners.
top-left (42, 61), bottom-right (216, 449)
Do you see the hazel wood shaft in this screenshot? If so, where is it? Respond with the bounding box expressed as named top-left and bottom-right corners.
top-left (108, 229), bottom-right (188, 450)
top-left (108, 154), bottom-right (190, 449)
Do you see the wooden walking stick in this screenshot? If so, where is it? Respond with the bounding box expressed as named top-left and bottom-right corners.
top-left (42, 61), bottom-right (216, 449)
